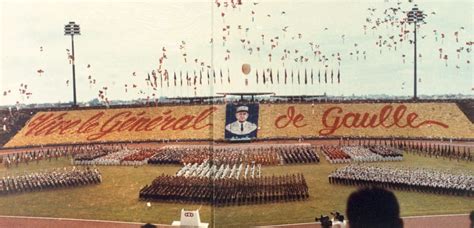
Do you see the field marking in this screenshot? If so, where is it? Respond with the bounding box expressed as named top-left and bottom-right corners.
top-left (255, 213), bottom-right (470, 227)
top-left (402, 213), bottom-right (469, 219)
top-left (0, 215), bottom-right (170, 226)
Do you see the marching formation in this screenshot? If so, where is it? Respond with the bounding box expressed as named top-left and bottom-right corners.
top-left (402, 142), bottom-right (472, 161)
top-left (73, 147), bottom-right (160, 166)
top-left (329, 165), bottom-right (473, 196)
top-left (148, 144), bottom-right (319, 166)
top-left (0, 167), bottom-right (102, 195)
top-left (321, 145), bottom-right (403, 164)
top-left (339, 139), bottom-right (472, 162)
top-left (176, 160), bottom-right (262, 179)
top-left (2, 143), bottom-right (126, 168)
top-left (139, 173), bottom-right (309, 206)
top-left (74, 148), bottom-right (136, 166)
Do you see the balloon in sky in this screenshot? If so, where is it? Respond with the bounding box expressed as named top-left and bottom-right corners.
top-left (242, 63), bottom-right (251, 75)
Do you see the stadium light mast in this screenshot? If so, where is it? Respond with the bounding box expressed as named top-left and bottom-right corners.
top-left (407, 5), bottom-right (426, 100)
top-left (64, 21), bottom-right (81, 107)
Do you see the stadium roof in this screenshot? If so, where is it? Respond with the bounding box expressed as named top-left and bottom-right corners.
top-left (271, 95), bottom-right (326, 98)
top-left (166, 96), bottom-right (225, 100)
top-left (217, 92), bottom-right (275, 96)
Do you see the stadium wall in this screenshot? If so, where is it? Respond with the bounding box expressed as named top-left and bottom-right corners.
top-left (4, 102), bottom-right (473, 147)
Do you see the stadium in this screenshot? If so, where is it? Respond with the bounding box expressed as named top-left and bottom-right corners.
top-left (1, 1), bottom-right (473, 228)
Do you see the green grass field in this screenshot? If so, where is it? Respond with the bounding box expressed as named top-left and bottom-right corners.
top-left (0, 152), bottom-right (472, 227)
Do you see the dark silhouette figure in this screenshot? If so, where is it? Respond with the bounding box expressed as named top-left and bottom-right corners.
top-left (469, 210), bottom-right (473, 228)
top-left (346, 187), bottom-right (403, 228)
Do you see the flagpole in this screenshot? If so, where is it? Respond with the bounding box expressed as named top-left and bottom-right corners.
top-left (64, 22), bottom-right (80, 107)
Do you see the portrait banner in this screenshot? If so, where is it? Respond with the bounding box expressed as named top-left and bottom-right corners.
top-left (224, 104), bottom-right (259, 141)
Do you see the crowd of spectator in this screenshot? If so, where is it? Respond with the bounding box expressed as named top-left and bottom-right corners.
top-left (0, 108), bottom-right (35, 147)
top-left (0, 167), bottom-right (101, 195)
top-left (139, 173), bottom-right (309, 206)
top-left (329, 164), bottom-right (473, 196)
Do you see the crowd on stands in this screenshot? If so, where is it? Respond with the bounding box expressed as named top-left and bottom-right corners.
top-left (329, 165), bottom-right (473, 197)
top-left (176, 161), bottom-right (261, 179)
top-left (0, 167), bottom-right (101, 195)
top-left (148, 144), bottom-right (319, 166)
top-left (0, 108), bottom-right (35, 146)
top-left (139, 173), bottom-right (309, 206)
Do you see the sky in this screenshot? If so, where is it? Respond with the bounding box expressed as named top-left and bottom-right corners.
top-left (0, 0), bottom-right (473, 105)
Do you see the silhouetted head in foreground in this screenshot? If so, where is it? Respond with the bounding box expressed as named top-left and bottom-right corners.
top-left (470, 210), bottom-right (474, 228)
top-left (347, 187), bottom-right (403, 228)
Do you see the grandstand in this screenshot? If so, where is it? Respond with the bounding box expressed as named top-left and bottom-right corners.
top-left (2, 100), bottom-right (472, 148)
top-left (0, 97), bottom-right (473, 227)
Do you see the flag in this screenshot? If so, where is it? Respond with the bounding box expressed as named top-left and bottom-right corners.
top-left (304, 69), bottom-right (307, 85)
top-left (213, 70), bottom-right (216, 84)
top-left (207, 70), bottom-right (210, 85)
top-left (227, 68), bottom-right (231, 84)
top-left (284, 69), bottom-right (287, 84)
top-left (277, 70), bottom-right (280, 84)
top-left (318, 69), bottom-right (321, 83)
top-left (174, 72), bottom-right (177, 86)
top-left (324, 69), bottom-right (327, 84)
top-left (186, 71), bottom-right (190, 86)
top-left (200, 70), bottom-right (203, 85)
top-left (193, 70), bottom-right (197, 86)
top-left (269, 69), bottom-right (273, 84)
top-left (180, 71), bottom-right (183, 86)
top-left (297, 70), bottom-right (300, 85)
top-left (263, 70), bottom-right (266, 84)
top-left (337, 69), bottom-right (340, 83)
top-left (331, 69), bottom-right (334, 84)
top-left (256, 70), bottom-right (259, 84)
top-left (311, 69), bottom-right (314, 84)
top-left (220, 69), bottom-right (223, 84)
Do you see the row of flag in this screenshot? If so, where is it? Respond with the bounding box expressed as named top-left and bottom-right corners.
top-left (255, 68), bottom-right (341, 85)
top-left (141, 68), bottom-right (341, 88)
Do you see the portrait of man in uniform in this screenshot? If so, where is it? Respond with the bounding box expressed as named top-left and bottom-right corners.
top-left (225, 104), bottom-right (259, 140)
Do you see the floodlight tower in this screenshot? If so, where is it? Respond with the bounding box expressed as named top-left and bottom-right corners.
top-left (64, 21), bottom-right (81, 107)
top-left (407, 5), bottom-right (426, 100)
